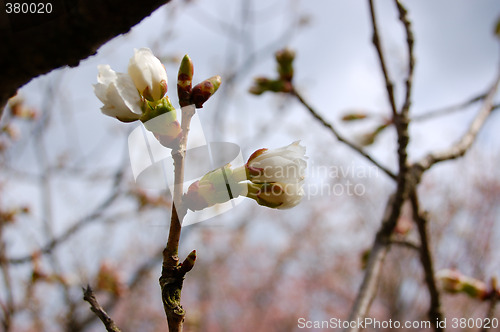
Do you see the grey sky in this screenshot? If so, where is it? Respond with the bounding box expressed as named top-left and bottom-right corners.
top-left (5, 0), bottom-right (500, 230)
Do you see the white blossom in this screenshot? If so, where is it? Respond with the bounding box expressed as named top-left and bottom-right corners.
top-left (246, 141), bottom-right (306, 184)
top-left (128, 48), bottom-right (168, 101)
top-left (93, 65), bottom-right (142, 122)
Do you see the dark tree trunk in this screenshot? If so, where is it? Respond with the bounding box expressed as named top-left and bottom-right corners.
top-left (0, 0), bottom-right (171, 113)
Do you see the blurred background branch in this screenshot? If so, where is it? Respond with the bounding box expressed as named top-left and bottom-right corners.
top-left (1, 0), bottom-right (499, 331)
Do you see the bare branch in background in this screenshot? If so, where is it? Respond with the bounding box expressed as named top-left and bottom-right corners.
top-left (389, 239), bottom-right (420, 251)
top-left (482, 278), bottom-right (499, 332)
top-left (368, 0), bottom-right (398, 117)
top-left (414, 68), bottom-right (500, 175)
top-left (82, 285), bottom-right (122, 332)
top-left (395, 0), bottom-right (415, 118)
top-left (412, 93), bottom-right (487, 122)
top-left (2, 1), bottom-right (499, 330)
top-left (8, 167), bottom-right (125, 265)
top-left (347, 2), bottom-right (414, 327)
top-left (291, 88), bottom-right (396, 180)
top-left (410, 191), bottom-right (444, 328)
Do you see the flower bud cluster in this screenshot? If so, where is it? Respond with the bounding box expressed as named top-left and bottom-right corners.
top-left (95, 48), bottom-right (304, 214)
top-left (176, 54), bottom-right (221, 108)
top-left (249, 48), bottom-right (295, 95)
top-left (436, 269), bottom-right (490, 300)
top-left (94, 48), bottom-right (182, 148)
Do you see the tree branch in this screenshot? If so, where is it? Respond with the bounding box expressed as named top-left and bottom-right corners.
top-left (395, 0), bottom-right (415, 120)
top-left (291, 88), bottom-right (396, 180)
top-left (410, 191), bottom-right (444, 330)
top-left (8, 167), bottom-right (124, 264)
top-left (82, 285), bottom-right (121, 332)
top-left (412, 93), bottom-right (487, 122)
top-left (346, 192), bottom-right (406, 331)
top-left (368, 0), bottom-right (398, 116)
top-left (389, 239), bottom-right (420, 251)
top-left (0, 0), bottom-right (171, 115)
top-left (482, 278), bottom-right (499, 332)
top-left (76, 248), bottom-right (164, 331)
top-left (414, 68), bottom-right (500, 175)
top-left (346, 2), bottom-right (416, 328)
top-left (159, 105), bottom-right (196, 332)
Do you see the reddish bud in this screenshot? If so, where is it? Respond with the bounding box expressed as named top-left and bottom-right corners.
top-left (177, 54), bottom-right (194, 107)
top-left (191, 75), bottom-right (221, 108)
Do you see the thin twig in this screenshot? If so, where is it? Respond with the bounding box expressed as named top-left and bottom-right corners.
top-left (82, 286), bottom-right (121, 332)
top-left (389, 239), bottom-right (420, 251)
top-left (412, 93), bottom-right (487, 122)
top-left (291, 88), bottom-right (396, 180)
top-left (76, 248), bottom-right (164, 331)
top-left (368, 0), bottom-right (398, 116)
top-left (482, 278), bottom-right (499, 332)
top-left (395, 0), bottom-right (415, 119)
top-left (346, 2), bottom-right (415, 329)
top-left (346, 192), bottom-right (407, 331)
top-left (410, 191), bottom-right (444, 330)
top-left (8, 168), bottom-right (124, 264)
top-left (393, 0), bottom-right (413, 182)
top-left (212, 10), bottom-right (298, 141)
top-left (414, 69), bottom-right (500, 175)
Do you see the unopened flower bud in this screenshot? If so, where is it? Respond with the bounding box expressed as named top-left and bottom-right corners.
top-left (249, 77), bottom-right (271, 95)
top-left (246, 181), bottom-right (304, 209)
top-left (275, 48), bottom-right (295, 81)
top-left (179, 250), bottom-right (197, 274)
top-left (191, 75), bottom-right (221, 108)
top-left (177, 54), bottom-right (194, 107)
top-left (341, 112), bottom-right (368, 122)
top-left (249, 77), bottom-right (291, 95)
top-left (244, 141), bottom-right (306, 184)
top-left (436, 269), bottom-right (462, 293)
top-left (436, 269), bottom-right (489, 300)
top-left (128, 48), bottom-right (168, 102)
top-left (184, 165), bottom-right (246, 211)
top-left (461, 277), bottom-right (488, 300)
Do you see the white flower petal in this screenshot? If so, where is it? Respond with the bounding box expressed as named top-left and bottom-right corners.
top-left (247, 141), bottom-right (307, 184)
top-left (115, 73), bottom-right (143, 115)
top-left (94, 65), bottom-right (142, 121)
top-left (128, 48), bottom-right (167, 101)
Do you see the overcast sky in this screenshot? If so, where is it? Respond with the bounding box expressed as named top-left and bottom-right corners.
top-left (6, 0), bottom-right (500, 230)
top-left (17, 0), bottom-right (498, 155)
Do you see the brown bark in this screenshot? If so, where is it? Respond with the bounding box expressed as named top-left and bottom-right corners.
top-left (0, 0), bottom-right (171, 113)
